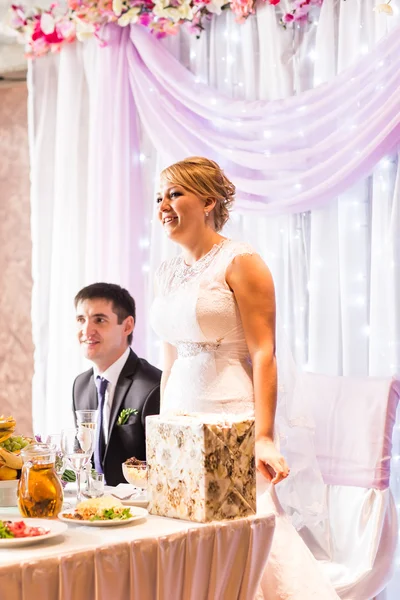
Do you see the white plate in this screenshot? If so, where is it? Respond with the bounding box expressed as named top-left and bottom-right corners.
top-left (105, 484), bottom-right (148, 509)
top-left (120, 495), bottom-right (148, 509)
top-left (58, 507), bottom-right (148, 526)
top-left (0, 518), bottom-right (68, 547)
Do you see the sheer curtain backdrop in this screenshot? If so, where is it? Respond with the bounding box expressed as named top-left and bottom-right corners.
top-left (28, 1), bottom-right (400, 596)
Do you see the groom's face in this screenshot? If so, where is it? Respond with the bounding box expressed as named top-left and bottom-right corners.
top-left (76, 298), bottom-right (133, 371)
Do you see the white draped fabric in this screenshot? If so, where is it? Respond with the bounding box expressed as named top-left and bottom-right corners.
top-left (28, 0), bottom-right (400, 597)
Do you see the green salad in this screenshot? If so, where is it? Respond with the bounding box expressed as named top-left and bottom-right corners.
top-left (0, 521), bottom-right (14, 539)
top-left (90, 508), bottom-right (132, 521)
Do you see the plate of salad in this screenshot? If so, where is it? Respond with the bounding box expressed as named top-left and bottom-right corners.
top-left (58, 496), bottom-right (148, 527)
top-left (0, 518), bottom-right (68, 546)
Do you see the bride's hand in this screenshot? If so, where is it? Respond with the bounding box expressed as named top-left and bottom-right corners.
top-left (255, 438), bottom-right (290, 485)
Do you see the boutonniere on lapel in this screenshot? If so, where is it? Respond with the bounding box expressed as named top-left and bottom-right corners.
top-left (117, 408), bottom-right (138, 426)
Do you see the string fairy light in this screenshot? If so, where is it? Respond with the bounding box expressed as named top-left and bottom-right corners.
top-left (138, 237), bottom-right (150, 249)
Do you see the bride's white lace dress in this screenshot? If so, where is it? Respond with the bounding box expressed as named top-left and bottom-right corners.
top-left (151, 239), bottom-right (339, 599)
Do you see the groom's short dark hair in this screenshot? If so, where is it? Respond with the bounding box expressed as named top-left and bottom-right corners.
top-left (74, 283), bottom-right (136, 345)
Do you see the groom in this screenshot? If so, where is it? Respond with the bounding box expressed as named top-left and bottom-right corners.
top-left (72, 283), bottom-right (161, 486)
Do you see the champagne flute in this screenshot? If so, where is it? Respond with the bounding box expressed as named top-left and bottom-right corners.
top-left (61, 427), bottom-right (95, 504)
top-left (75, 410), bottom-right (98, 492)
top-left (75, 410), bottom-right (98, 431)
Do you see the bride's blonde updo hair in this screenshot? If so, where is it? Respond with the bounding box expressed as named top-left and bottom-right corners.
top-left (160, 157), bottom-right (235, 232)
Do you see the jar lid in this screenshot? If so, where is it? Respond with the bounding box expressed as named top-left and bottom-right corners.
top-left (20, 442), bottom-right (55, 462)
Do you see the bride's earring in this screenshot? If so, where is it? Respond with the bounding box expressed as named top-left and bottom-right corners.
top-left (205, 211), bottom-right (209, 217)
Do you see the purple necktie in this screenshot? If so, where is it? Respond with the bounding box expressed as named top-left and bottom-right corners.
top-left (94, 376), bottom-right (108, 474)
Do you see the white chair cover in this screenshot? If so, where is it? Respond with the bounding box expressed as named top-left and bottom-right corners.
top-left (294, 373), bottom-right (400, 599)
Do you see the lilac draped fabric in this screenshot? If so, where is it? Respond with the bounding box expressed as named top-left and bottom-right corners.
top-left (109, 23), bottom-right (400, 215)
top-left (83, 25), bottom-right (148, 345)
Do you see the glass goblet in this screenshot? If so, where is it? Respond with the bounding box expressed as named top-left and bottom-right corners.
top-left (61, 427), bottom-right (95, 504)
top-left (122, 460), bottom-right (147, 495)
top-left (75, 410), bottom-right (98, 491)
top-left (75, 410), bottom-right (98, 432)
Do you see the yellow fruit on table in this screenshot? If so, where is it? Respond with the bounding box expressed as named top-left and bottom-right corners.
top-left (0, 415), bottom-right (16, 444)
top-left (0, 415), bottom-right (16, 429)
top-left (0, 447), bottom-right (23, 470)
top-left (0, 465), bottom-right (18, 480)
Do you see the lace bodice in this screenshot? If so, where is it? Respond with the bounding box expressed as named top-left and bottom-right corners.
top-left (150, 239), bottom-right (256, 414)
top-left (152, 239), bottom-right (254, 348)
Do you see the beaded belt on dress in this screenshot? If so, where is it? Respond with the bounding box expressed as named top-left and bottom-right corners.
top-left (176, 339), bottom-right (222, 358)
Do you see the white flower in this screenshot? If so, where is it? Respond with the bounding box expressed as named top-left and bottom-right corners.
top-left (74, 18), bottom-right (96, 41)
top-left (373, 2), bottom-right (393, 14)
top-left (206, 0), bottom-right (226, 15)
top-left (118, 7), bottom-right (141, 26)
top-left (153, 0), bottom-right (168, 9)
top-left (40, 13), bottom-right (55, 35)
top-left (153, 0), bottom-right (193, 22)
top-left (178, 1), bottom-right (193, 20)
top-left (153, 1), bottom-right (177, 21)
top-left (112, 0), bottom-right (124, 17)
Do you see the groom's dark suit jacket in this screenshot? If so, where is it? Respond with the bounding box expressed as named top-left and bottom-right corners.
top-left (72, 349), bottom-right (161, 486)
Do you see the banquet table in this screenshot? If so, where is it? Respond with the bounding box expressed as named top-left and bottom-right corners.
top-left (0, 505), bottom-right (275, 600)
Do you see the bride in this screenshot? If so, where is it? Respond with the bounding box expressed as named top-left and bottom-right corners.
top-left (150, 156), bottom-right (339, 599)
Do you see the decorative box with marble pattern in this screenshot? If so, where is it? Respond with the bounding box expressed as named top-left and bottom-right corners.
top-left (146, 414), bottom-right (256, 523)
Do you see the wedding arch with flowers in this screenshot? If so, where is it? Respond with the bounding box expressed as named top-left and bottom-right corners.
top-left (9, 0), bottom-right (327, 57)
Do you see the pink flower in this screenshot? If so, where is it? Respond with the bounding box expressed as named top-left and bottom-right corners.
top-left (230, 0), bottom-right (255, 21)
top-left (292, 0), bottom-right (310, 10)
top-left (10, 5), bottom-right (27, 28)
top-left (282, 13), bottom-right (294, 22)
top-left (31, 17), bottom-right (65, 44)
top-left (31, 20), bottom-right (44, 41)
top-left (56, 19), bottom-right (76, 40)
top-left (29, 36), bottom-right (49, 57)
top-left (150, 17), bottom-right (179, 37)
top-left (44, 29), bottom-right (65, 43)
top-left (281, 0), bottom-right (322, 23)
top-left (67, 0), bottom-right (81, 9)
top-left (268, 0), bottom-right (280, 5)
top-left (295, 7), bottom-right (310, 17)
top-left (10, 14), bottom-right (26, 28)
top-left (138, 12), bottom-right (152, 26)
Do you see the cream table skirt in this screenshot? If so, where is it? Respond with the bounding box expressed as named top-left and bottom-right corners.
top-left (0, 507), bottom-right (275, 600)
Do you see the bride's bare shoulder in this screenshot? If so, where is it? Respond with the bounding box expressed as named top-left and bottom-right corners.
top-left (223, 239), bottom-right (256, 259)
